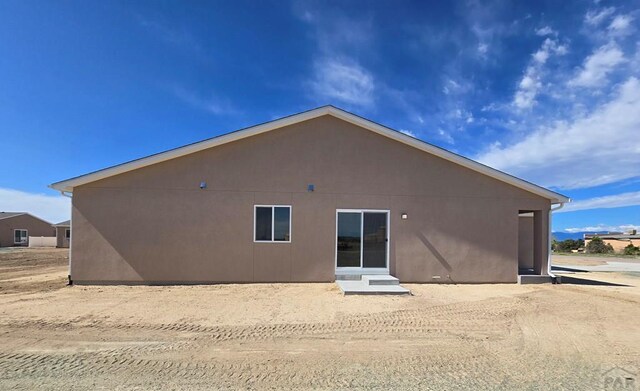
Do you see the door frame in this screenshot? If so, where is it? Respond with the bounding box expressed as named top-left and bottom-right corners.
top-left (335, 209), bottom-right (390, 275)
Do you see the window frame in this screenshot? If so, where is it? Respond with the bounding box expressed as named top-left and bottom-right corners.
top-left (14, 229), bottom-right (28, 244)
top-left (65, 229), bottom-right (71, 240)
top-left (253, 205), bottom-right (292, 243)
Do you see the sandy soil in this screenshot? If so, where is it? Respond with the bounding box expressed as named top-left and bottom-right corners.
top-left (1, 248), bottom-right (639, 390)
top-left (552, 253), bottom-right (640, 266)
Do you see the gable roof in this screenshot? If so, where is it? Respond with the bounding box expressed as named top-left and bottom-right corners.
top-left (0, 212), bottom-right (53, 225)
top-left (0, 212), bottom-right (26, 220)
top-left (53, 220), bottom-right (71, 227)
top-left (50, 106), bottom-right (570, 203)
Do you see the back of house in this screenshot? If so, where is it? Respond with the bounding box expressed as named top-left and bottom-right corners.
top-left (53, 220), bottom-right (71, 248)
top-left (0, 212), bottom-right (55, 247)
top-left (50, 107), bottom-right (568, 285)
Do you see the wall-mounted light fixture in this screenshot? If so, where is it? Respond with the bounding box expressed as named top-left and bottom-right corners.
top-left (401, 212), bottom-right (408, 220)
top-left (307, 184), bottom-right (315, 192)
top-left (199, 181), bottom-right (207, 190)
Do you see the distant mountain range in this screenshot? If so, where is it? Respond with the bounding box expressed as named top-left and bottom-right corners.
top-left (552, 231), bottom-right (612, 241)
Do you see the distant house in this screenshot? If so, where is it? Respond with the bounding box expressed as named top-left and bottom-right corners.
top-left (0, 212), bottom-right (55, 247)
top-left (584, 231), bottom-right (640, 253)
top-left (50, 106), bottom-right (570, 285)
top-left (53, 220), bottom-right (71, 248)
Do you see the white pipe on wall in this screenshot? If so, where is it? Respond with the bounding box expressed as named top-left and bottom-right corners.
top-left (548, 202), bottom-right (566, 280)
top-left (58, 190), bottom-right (73, 283)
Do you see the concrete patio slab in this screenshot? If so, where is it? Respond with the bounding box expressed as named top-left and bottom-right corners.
top-left (336, 279), bottom-right (411, 295)
top-left (362, 275), bottom-right (400, 285)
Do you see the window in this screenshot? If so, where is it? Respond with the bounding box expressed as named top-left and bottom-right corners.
top-left (65, 229), bottom-right (71, 239)
top-left (254, 205), bottom-right (291, 242)
top-left (14, 229), bottom-right (28, 244)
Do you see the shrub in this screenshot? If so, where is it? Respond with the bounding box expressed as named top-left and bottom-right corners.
top-left (553, 239), bottom-right (584, 252)
top-left (585, 237), bottom-right (614, 254)
top-left (623, 244), bottom-right (640, 256)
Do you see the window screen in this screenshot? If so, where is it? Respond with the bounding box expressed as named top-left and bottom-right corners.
top-left (273, 207), bottom-right (290, 241)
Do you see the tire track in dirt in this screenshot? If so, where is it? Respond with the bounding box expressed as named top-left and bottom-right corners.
top-left (0, 348), bottom-right (602, 390)
top-left (0, 293), bottom-right (611, 390)
top-left (0, 297), bottom-right (525, 389)
top-left (0, 296), bottom-right (522, 344)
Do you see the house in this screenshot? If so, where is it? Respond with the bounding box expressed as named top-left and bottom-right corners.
top-left (53, 220), bottom-right (71, 248)
top-left (0, 212), bottom-right (55, 247)
top-left (584, 231), bottom-right (640, 253)
top-left (50, 106), bottom-right (570, 285)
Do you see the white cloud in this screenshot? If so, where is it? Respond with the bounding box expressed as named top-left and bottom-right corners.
top-left (399, 129), bottom-right (417, 138)
top-left (136, 15), bottom-right (207, 59)
top-left (608, 15), bottom-right (634, 36)
top-left (296, 6), bottom-right (377, 109)
top-left (0, 188), bottom-right (70, 224)
top-left (294, 6), bottom-right (373, 56)
top-left (513, 38), bottom-right (567, 109)
top-left (310, 58), bottom-right (375, 107)
top-left (564, 224), bottom-right (639, 233)
top-left (478, 42), bottom-right (489, 55)
top-left (479, 77), bottom-right (640, 189)
top-left (514, 68), bottom-right (541, 109)
top-left (535, 26), bottom-right (555, 36)
top-left (171, 86), bottom-right (238, 115)
top-left (437, 128), bottom-right (454, 144)
top-left (558, 191), bottom-right (640, 212)
top-left (442, 78), bottom-right (472, 96)
top-left (568, 43), bottom-right (625, 88)
top-left (585, 7), bottom-right (615, 26)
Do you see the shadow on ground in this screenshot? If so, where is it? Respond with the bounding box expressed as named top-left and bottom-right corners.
top-left (559, 276), bottom-right (632, 287)
top-left (551, 266), bottom-right (588, 273)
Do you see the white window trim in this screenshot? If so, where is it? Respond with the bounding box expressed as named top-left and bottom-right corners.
top-left (65, 229), bottom-right (71, 240)
top-left (253, 205), bottom-right (292, 243)
top-left (14, 229), bottom-right (28, 244)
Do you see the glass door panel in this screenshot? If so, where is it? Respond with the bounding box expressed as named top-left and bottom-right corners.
top-left (362, 212), bottom-right (387, 268)
top-left (337, 212), bottom-right (361, 267)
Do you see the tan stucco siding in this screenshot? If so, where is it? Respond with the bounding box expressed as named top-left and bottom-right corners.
top-left (518, 216), bottom-right (534, 269)
top-left (71, 115), bottom-right (551, 283)
top-left (55, 226), bottom-right (70, 248)
top-left (0, 215), bottom-right (55, 247)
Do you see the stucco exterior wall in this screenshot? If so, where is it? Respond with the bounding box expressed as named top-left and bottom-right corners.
top-left (56, 226), bottom-right (70, 248)
top-left (518, 216), bottom-right (534, 270)
top-left (70, 115), bottom-right (551, 284)
top-left (0, 215), bottom-right (55, 247)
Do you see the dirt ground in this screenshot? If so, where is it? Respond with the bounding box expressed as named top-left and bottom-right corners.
top-left (1, 248), bottom-right (639, 390)
top-left (553, 253), bottom-right (640, 267)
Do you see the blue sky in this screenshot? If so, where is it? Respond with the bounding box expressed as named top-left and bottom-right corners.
top-left (0, 0), bottom-right (638, 232)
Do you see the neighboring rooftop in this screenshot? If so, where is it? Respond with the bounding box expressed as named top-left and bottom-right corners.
top-left (0, 212), bottom-right (53, 225)
top-left (54, 220), bottom-right (71, 227)
top-left (584, 230), bottom-right (639, 240)
top-left (0, 212), bottom-right (26, 220)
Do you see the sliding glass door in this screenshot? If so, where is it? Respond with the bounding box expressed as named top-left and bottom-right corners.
top-left (362, 212), bottom-right (387, 268)
top-left (336, 210), bottom-right (388, 270)
top-left (336, 212), bottom-right (361, 267)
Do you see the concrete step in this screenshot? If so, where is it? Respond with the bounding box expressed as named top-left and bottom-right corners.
top-left (335, 274), bottom-right (362, 281)
top-left (336, 280), bottom-right (411, 295)
top-left (518, 275), bottom-right (560, 284)
top-left (362, 275), bottom-right (399, 285)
